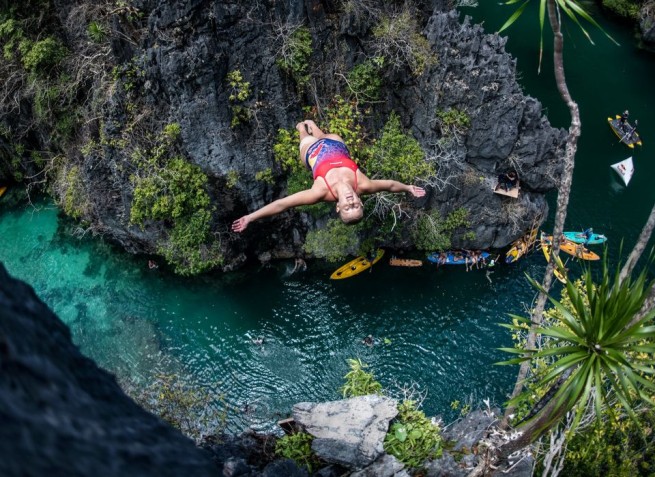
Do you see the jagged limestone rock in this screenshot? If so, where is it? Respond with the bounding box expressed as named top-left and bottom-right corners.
top-left (640, 1), bottom-right (655, 45)
top-left (293, 395), bottom-right (399, 469)
top-left (0, 264), bottom-right (217, 476)
top-left (6, 1), bottom-right (566, 268)
top-left (350, 454), bottom-right (410, 477)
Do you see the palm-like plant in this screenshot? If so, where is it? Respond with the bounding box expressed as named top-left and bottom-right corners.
top-left (499, 0), bottom-right (617, 73)
top-left (498, 256), bottom-right (655, 454)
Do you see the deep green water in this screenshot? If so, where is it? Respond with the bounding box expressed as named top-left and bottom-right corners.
top-left (1, 4), bottom-right (654, 433)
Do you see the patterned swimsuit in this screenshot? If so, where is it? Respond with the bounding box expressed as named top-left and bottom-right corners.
top-left (305, 138), bottom-right (358, 199)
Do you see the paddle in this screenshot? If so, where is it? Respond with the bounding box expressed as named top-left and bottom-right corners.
top-left (616, 123), bottom-right (636, 145)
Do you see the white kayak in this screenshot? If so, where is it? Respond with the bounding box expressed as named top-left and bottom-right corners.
top-left (610, 157), bottom-right (634, 186)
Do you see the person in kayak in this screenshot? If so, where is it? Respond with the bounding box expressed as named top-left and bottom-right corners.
top-left (582, 227), bottom-right (593, 245)
top-left (620, 110), bottom-right (629, 126)
top-left (231, 120), bottom-right (426, 233)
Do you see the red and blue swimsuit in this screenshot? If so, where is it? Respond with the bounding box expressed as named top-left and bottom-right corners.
top-left (305, 138), bottom-right (358, 199)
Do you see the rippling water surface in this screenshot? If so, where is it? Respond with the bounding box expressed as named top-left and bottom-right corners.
top-left (2, 3), bottom-right (655, 433)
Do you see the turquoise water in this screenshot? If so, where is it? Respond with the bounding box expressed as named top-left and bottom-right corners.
top-left (2, 5), bottom-right (655, 433)
top-left (0, 200), bottom-right (525, 430)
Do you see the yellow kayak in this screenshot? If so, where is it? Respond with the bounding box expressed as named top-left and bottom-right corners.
top-left (330, 249), bottom-right (385, 280)
top-left (505, 226), bottom-right (538, 264)
top-left (541, 240), bottom-right (567, 284)
top-left (0, 186), bottom-right (6, 198)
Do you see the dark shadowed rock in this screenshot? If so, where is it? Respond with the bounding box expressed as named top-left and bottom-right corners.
top-left (441, 408), bottom-right (500, 452)
top-left (262, 458), bottom-right (309, 477)
top-left (0, 264), bottom-right (218, 476)
top-left (640, 1), bottom-right (655, 45)
top-left (424, 410), bottom-right (534, 477)
top-left (350, 453), bottom-right (409, 477)
top-left (293, 395), bottom-right (398, 469)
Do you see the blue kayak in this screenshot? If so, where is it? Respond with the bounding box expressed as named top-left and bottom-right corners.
top-left (562, 231), bottom-right (607, 245)
top-left (427, 250), bottom-right (490, 265)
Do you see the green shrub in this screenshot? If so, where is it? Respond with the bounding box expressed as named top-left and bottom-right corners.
top-left (341, 358), bottom-right (383, 397)
top-left (304, 218), bottom-right (359, 262)
top-left (226, 170), bottom-right (240, 188)
top-left (21, 37), bottom-right (67, 74)
top-left (411, 208), bottom-right (470, 251)
top-left (275, 432), bottom-right (320, 472)
top-left (226, 69), bottom-right (251, 102)
top-left (130, 125), bottom-right (222, 275)
top-left (0, 18), bottom-right (22, 61)
top-left (384, 400), bottom-right (443, 469)
top-left (158, 208), bottom-right (223, 276)
top-left (562, 408), bottom-right (655, 477)
top-left (87, 21), bottom-right (107, 43)
top-left (436, 108), bottom-right (471, 136)
top-left (367, 112), bottom-right (434, 183)
top-left (255, 168), bottom-right (275, 185)
top-left (59, 164), bottom-right (86, 219)
top-left (162, 122), bottom-right (181, 141)
top-left (601, 0), bottom-right (642, 19)
top-left (346, 57), bottom-right (384, 102)
top-left (276, 26), bottom-right (312, 87)
top-left (226, 70), bottom-right (252, 127)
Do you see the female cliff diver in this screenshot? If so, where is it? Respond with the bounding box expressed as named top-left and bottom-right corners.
top-left (231, 120), bottom-right (426, 233)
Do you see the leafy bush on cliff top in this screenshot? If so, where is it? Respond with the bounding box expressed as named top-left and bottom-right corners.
top-left (411, 208), bottom-right (470, 251)
top-left (601, 0), bottom-right (643, 20)
top-left (130, 125), bottom-right (222, 275)
top-left (304, 218), bottom-right (359, 262)
top-left (367, 112), bottom-right (434, 184)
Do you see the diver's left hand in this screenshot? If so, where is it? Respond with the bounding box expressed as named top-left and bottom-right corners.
top-left (408, 185), bottom-right (426, 198)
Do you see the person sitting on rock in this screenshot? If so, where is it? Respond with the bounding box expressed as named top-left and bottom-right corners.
top-left (496, 171), bottom-right (518, 192)
top-left (231, 120), bottom-right (426, 232)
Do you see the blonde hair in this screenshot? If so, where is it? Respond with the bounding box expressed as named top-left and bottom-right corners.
top-left (339, 210), bottom-right (364, 225)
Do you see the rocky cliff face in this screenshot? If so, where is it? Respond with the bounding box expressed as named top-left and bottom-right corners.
top-left (2, 1), bottom-right (566, 271)
top-left (640, 1), bottom-right (655, 45)
top-left (0, 263), bottom-right (218, 476)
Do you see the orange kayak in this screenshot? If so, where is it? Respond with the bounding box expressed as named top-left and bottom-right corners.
top-left (389, 257), bottom-right (423, 267)
top-left (542, 234), bottom-right (600, 261)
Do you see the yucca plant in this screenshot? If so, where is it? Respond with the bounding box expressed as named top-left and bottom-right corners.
top-left (498, 255), bottom-right (655, 455)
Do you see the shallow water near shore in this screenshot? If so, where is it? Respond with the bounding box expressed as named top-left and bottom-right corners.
top-left (2, 4), bottom-right (655, 432)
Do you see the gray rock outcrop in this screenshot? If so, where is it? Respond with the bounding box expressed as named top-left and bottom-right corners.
top-left (640, 1), bottom-right (655, 45)
top-left (424, 410), bottom-right (534, 477)
top-left (350, 454), bottom-right (410, 477)
top-left (293, 395), bottom-right (399, 469)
